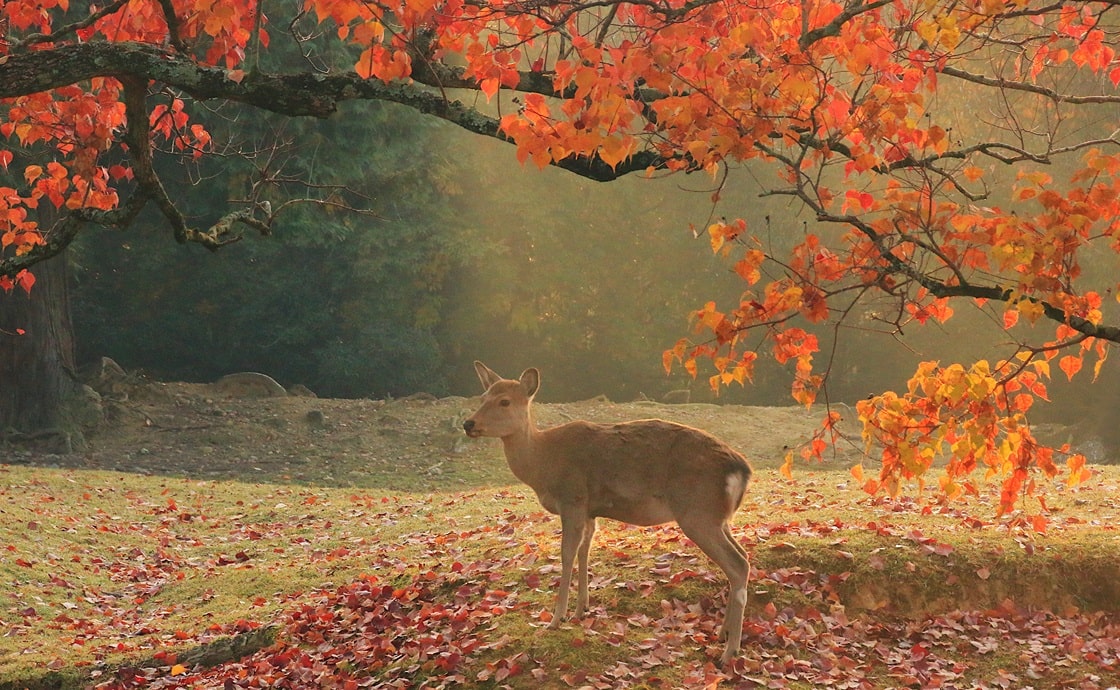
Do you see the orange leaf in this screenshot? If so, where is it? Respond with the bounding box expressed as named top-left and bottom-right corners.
top-left (1058, 355), bottom-right (1082, 381)
top-left (480, 78), bottom-right (500, 100)
top-left (354, 46), bottom-right (378, 80)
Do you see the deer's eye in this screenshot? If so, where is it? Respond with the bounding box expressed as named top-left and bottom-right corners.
top-left (500, 399), bottom-right (511, 407)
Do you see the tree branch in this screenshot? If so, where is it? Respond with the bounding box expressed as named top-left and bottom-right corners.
top-left (119, 75), bottom-right (191, 243)
top-left (0, 194), bottom-right (148, 278)
top-left (8, 0), bottom-right (130, 51)
top-left (798, 0), bottom-right (893, 50)
top-left (0, 41), bottom-right (665, 181)
top-left (822, 212), bottom-right (1120, 345)
top-left (940, 65), bottom-right (1120, 105)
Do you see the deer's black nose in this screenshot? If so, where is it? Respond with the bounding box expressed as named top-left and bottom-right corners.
top-left (463, 419), bottom-right (475, 432)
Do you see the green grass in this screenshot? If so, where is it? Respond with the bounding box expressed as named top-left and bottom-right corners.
top-left (1, 461), bottom-right (1118, 688)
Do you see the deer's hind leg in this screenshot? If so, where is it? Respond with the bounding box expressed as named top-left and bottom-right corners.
top-left (678, 517), bottom-right (750, 667)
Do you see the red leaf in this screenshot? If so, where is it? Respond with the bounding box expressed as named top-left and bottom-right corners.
top-left (16, 269), bottom-right (35, 294)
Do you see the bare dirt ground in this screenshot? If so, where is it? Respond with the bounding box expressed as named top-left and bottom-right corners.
top-left (9, 377), bottom-right (860, 491)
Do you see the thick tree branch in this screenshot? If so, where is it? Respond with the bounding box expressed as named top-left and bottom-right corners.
top-left (119, 75), bottom-right (191, 243)
top-left (0, 41), bottom-right (664, 181)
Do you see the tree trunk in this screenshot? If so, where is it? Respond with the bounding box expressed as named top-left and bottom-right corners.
top-left (0, 250), bottom-right (84, 433)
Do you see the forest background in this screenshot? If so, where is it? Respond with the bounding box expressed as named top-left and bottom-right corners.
top-left (69, 99), bottom-right (1120, 459)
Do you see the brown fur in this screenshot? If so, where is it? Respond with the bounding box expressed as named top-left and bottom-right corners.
top-left (463, 361), bottom-right (753, 666)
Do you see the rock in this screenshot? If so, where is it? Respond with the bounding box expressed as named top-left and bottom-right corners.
top-left (288, 384), bottom-right (317, 398)
top-left (661, 389), bottom-right (691, 404)
top-left (305, 410), bottom-right (327, 429)
top-left (213, 372), bottom-right (288, 398)
top-left (82, 356), bottom-right (132, 398)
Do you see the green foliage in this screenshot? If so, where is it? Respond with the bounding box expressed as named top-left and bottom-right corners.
top-left (71, 103), bottom-right (760, 403)
top-left (72, 101), bottom-right (463, 397)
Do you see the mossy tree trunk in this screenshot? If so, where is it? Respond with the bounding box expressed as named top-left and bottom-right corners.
top-left (0, 250), bottom-right (83, 432)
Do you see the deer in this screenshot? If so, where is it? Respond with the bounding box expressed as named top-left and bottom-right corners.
top-left (462, 361), bottom-right (753, 667)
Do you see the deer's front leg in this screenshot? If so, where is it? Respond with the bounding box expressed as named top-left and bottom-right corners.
top-left (574, 517), bottom-right (596, 617)
top-left (550, 510), bottom-right (588, 628)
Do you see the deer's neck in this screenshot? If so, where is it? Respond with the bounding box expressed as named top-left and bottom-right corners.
top-left (500, 414), bottom-right (542, 486)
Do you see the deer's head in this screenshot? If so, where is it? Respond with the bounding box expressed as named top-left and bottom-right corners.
top-left (462, 361), bottom-right (539, 438)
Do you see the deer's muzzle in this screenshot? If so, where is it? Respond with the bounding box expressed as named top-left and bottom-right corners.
top-left (463, 419), bottom-right (482, 438)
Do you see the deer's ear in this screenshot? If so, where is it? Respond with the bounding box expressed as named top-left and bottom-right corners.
top-left (519, 368), bottom-right (541, 398)
top-left (474, 361), bottom-right (502, 390)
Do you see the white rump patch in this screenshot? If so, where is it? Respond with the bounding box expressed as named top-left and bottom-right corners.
top-left (725, 473), bottom-right (745, 506)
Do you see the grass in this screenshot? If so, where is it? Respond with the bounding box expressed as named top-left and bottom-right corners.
top-left (1, 457), bottom-right (1119, 688)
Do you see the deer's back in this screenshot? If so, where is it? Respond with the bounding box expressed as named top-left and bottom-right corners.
top-left (526, 419), bottom-right (751, 523)
top-left (541, 416), bottom-right (747, 460)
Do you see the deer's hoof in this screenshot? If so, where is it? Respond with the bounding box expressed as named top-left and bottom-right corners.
top-left (718, 643), bottom-right (742, 669)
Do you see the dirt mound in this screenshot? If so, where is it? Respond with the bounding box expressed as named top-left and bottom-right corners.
top-left (9, 379), bottom-right (859, 491)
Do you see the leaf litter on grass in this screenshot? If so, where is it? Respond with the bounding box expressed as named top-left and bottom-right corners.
top-left (2, 466), bottom-right (1116, 689)
top-left (3, 390), bottom-right (1120, 689)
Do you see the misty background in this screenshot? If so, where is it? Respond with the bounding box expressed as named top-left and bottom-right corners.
top-left (69, 99), bottom-right (1120, 457)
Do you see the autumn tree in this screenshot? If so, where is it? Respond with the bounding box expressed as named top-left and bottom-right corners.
top-left (2, 1), bottom-right (1118, 514)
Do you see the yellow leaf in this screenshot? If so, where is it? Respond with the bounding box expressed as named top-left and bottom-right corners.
top-left (598, 136), bottom-right (632, 169)
top-left (1018, 299), bottom-right (1043, 324)
top-left (938, 474), bottom-right (962, 501)
top-left (170, 664), bottom-right (187, 676)
top-left (1032, 359), bottom-right (1050, 379)
top-left (850, 464), bottom-right (864, 482)
top-left (707, 223), bottom-right (729, 253)
top-left (915, 19), bottom-right (939, 45)
top-left (780, 451), bottom-right (794, 480)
